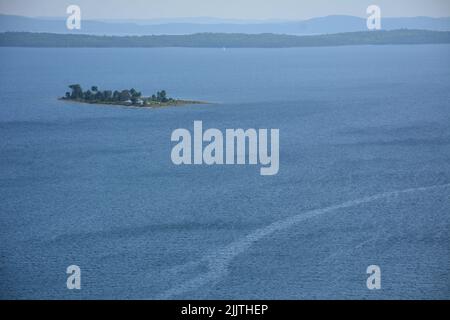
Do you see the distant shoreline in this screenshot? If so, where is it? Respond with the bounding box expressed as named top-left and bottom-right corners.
top-left (2, 30), bottom-right (450, 48)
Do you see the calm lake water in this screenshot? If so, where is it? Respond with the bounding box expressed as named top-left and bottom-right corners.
top-left (0, 45), bottom-right (449, 299)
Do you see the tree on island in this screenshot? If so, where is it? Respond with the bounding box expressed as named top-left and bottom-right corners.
top-left (119, 90), bottom-right (131, 102)
top-left (68, 84), bottom-right (83, 99)
top-left (113, 90), bottom-right (120, 101)
top-left (157, 90), bottom-right (168, 103)
top-left (103, 90), bottom-right (112, 100)
top-left (84, 90), bottom-right (93, 100)
top-left (95, 91), bottom-right (104, 101)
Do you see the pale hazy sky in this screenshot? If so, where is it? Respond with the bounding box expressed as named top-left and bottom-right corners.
top-left (1, 0), bottom-right (450, 20)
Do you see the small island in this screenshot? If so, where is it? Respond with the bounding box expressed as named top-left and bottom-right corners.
top-left (60, 84), bottom-right (208, 108)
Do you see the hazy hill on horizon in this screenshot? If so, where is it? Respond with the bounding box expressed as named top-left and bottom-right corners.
top-left (1, 14), bottom-right (450, 35)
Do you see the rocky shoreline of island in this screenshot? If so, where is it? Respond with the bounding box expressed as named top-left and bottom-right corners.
top-left (60, 85), bottom-right (209, 108)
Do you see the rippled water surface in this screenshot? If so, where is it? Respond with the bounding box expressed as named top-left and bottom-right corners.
top-left (0, 45), bottom-right (449, 299)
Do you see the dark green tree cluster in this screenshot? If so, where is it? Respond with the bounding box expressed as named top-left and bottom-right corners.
top-left (151, 90), bottom-right (169, 103)
top-left (65, 85), bottom-right (145, 103)
top-left (64, 85), bottom-right (174, 105)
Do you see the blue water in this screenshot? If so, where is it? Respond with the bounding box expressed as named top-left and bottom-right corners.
top-left (0, 46), bottom-right (449, 299)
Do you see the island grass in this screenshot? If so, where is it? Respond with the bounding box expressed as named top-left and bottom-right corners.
top-left (59, 97), bottom-right (210, 108)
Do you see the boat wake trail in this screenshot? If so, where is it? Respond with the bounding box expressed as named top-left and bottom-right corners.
top-left (157, 183), bottom-right (450, 299)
